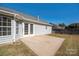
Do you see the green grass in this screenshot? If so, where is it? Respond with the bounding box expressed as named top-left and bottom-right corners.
top-left (49, 34), bottom-right (79, 56)
top-left (0, 40), bottom-right (37, 56)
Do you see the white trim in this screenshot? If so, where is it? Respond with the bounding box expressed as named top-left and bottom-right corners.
top-left (22, 22), bottom-right (24, 36)
top-left (11, 14), bottom-right (16, 42)
top-left (0, 9), bottom-right (15, 15)
top-left (28, 23), bottom-right (30, 35)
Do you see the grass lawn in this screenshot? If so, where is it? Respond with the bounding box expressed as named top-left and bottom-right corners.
top-left (0, 40), bottom-right (37, 56)
top-left (49, 34), bottom-right (79, 56)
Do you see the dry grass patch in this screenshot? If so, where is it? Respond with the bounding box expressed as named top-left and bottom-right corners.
top-left (0, 40), bottom-right (37, 56)
top-left (49, 34), bottom-right (79, 56)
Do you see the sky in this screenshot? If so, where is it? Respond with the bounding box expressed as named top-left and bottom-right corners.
top-left (0, 3), bottom-right (79, 25)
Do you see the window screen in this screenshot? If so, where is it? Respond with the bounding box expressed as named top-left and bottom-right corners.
top-left (24, 23), bottom-right (28, 35)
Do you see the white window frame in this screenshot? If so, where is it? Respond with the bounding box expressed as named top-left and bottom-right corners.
top-left (0, 16), bottom-right (11, 36)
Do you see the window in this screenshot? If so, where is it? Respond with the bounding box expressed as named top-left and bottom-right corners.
top-left (45, 26), bottom-right (47, 30)
top-left (30, 24), bottom-right (33, 34)
top-left (24, 23), bottom-right (28, 35)
top-left (16, 22), bottom-right (19, 34)
top-left (0, 16), bottom-right (11, 36)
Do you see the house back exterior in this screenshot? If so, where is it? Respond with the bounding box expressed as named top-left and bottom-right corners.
top-left (0, 8), bottom-right (52, 44)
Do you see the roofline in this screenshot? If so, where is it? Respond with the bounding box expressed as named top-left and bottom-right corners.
top-left (0, 8), bottom-right (52, 26)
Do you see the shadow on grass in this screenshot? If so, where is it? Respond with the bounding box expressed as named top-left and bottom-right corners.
top-left (0, 40), bottom-right (37, 56)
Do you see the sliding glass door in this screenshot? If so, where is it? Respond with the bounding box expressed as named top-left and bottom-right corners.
top-left (24, 23), bottom-right (33, 35)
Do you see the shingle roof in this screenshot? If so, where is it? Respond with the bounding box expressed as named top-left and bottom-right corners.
top-left (0, 7), bottom-right (52, 26)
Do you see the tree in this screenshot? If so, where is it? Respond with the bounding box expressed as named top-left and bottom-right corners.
top-left (66, 23), bottom-right (79, 30)
top-left (58, 23), bottom-right (66, 27)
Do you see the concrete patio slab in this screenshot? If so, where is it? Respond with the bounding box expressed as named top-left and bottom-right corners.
top-left (21, 35), bottom-right (65, 56)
